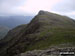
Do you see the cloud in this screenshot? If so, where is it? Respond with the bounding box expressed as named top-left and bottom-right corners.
top-left (0, 0), bottom-right (25, 6)
top-left (12, 0), bottom-right (61, 15)
top-left (66, 11), bottom-right (75, 16)
top-left (52, 0), bottom-right (74, 12)
top-left (0, 0), bottom-right (75, 19)
top-left (0, 0), bottom-right (61, 15)
top-left (0, 0), bottom-right (26, 15)
top-left (64, 11), bottom-right (75, 19)
top-left (51, 0), bottom-right (75, 19)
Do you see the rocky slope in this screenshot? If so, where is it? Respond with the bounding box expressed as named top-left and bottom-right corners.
top-left (0, 10), bottom-right (75, 56)
top-left (15, 47), bottom-right (75, 56)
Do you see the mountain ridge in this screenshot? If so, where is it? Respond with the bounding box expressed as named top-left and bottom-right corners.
top-left (0, 10), bottom-right (75, 56)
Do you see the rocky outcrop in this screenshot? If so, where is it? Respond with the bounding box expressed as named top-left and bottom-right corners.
top-left (15, 47), bottom-right (75, 56)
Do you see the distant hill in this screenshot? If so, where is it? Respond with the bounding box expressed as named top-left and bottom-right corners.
top-left (0, 16), bottom-right (33, 28)
top-left (0, 16), bottom-right (33, 40)
top-left (0, 26), bottom-right (9, 39)
top-left (0, 10), bottom-right (75, 56)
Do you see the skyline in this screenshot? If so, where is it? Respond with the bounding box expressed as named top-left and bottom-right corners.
top-left (0, 0), bottom-right (75, 19)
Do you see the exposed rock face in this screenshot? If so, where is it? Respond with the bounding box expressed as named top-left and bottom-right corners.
top-left (0, 10), bottom-right (75, 56)
top-left (38, 10), bottom-right (48, 15)
top-left (15, 47), bottom-right (75, 56)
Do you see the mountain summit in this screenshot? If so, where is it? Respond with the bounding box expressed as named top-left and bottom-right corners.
top-left (38, 10), bottom-right (49, 15)
top-left (0, 10), bottom-right (75, 56)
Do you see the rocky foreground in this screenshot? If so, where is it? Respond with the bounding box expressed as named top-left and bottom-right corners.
top-left (15, 47), bottom-right (75, 56)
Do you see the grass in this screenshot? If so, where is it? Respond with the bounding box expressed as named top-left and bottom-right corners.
top-left (25, 27), bottom-right (75, 51)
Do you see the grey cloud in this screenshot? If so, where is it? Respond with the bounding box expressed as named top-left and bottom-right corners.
top-left (0, 0), bottom-right (26, 15)
top-left (0, 0), bottom-right (75, 17)
top-left (0, 0), bottom-right (25, 6)
top-left (52, 0), bottom-right (75, 13)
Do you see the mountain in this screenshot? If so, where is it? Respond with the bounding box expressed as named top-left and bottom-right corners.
top-left (0, 16), bottom-right (33, 28)
top-left (0, 10), bottom-right (75, 56)
top-left (0, 26), bottom-right (9, 39)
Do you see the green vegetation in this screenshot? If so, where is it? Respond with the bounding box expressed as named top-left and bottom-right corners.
top-left (26, 27), bottom-right (75, 51)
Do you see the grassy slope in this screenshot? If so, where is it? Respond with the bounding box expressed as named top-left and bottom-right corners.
top-left (27, 28), bottom-right (75, 51)
top-left (24, 13), bottom-right (75, 51)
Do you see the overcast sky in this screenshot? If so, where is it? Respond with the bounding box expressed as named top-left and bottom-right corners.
top-left (0, 0), bottom-right (75, 19)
